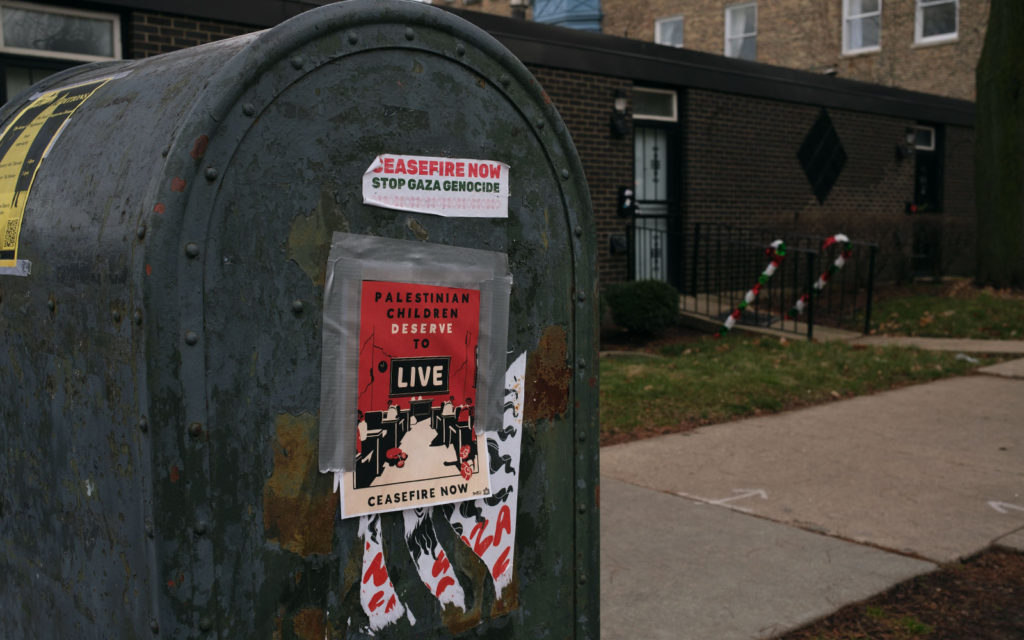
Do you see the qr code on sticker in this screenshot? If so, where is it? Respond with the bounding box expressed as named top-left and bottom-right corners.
top-left (3, 219), bottom-right (18, 248)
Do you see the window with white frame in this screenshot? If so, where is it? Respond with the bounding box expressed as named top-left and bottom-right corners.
top-left (632, 87), bottom-right (677, 122)
top-left (724, 3), bottom-right (756, 60)
top-left (911, 125), bottom-right (935, 151)
top-left (655, 16), bottom-right (683, 48)
top-left (843, 0), bottom-right (881, 55)
top-left (915, 0), bottom-right (957, 44)
top-left (0, 2), bottom-right (121, 62)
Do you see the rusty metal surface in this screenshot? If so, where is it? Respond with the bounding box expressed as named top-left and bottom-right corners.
top-left (0, 1), bottom-right (597, 638)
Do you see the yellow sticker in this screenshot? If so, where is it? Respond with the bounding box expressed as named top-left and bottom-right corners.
top-left (0, 78), bottom-right (109, 268)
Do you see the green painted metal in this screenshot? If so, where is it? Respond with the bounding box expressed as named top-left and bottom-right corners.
top-left (0, 1), bottom-right (598, 638)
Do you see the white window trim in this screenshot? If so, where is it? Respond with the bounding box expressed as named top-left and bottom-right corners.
top-left (723, 2), bottom-right (757, 59)
top-left (655, 15), bottom-right (684, 48)
top-left (842, 0), bottom-right (882, 56)
top-left (914, 0), bottom-right (958, 45)
top-left (0, 1), bottom-right (122, 62)
top-left (912, 125), bottom-right (936, 151)
top-left (633, 87), bottom-right (677, 122)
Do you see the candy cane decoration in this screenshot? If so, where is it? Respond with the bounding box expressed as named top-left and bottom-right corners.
top-left (788, 234), bottom-right (852, 319)
top-left (717, 239), bottom-right (786, 336)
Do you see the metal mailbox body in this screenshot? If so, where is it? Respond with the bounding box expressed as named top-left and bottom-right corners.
top-left (0, 1), bottom-right (598, 638)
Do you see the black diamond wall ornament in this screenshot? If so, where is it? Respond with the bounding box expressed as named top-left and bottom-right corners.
top-left (798, 108), bottom-right (847, 204)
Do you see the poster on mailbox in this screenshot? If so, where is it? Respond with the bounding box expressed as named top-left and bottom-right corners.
top-left (345, 279), bottom-right (491, 516)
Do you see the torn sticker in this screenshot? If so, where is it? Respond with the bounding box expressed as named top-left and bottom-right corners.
top-left (446, 352), bottom-right (525, 599)
top-left (358, 514), bottom-right (415, 632)
top-left (403, 508), bottom-right (467, 611)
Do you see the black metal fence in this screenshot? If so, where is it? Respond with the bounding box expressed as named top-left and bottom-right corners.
top-left (627, 219), bottom-right (878, 339)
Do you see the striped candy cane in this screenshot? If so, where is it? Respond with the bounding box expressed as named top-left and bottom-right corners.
top-left (788, 234), bottom-right (852, 319)
top-left (717, 239), bottom-right (787, 336)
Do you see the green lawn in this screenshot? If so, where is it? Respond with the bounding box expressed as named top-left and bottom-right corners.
top-left (868, 281), bottom-right (1024, 339)
top-left (600, 334), bottom-right (999, 444)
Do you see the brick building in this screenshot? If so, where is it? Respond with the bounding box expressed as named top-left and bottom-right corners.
top-left (477, 13), bottom-right (975, 287)
top-left (602, 0), bottom-right (987, 102)
top-left (0, 0), bottom-right (976, 288)
top-left (429, 0), bottom-right (988, 103)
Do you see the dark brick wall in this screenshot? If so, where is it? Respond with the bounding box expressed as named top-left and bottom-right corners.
top-left (509, 74), bottom-right (975, 288)
top-left (683, 89), bottom-right (974, 283)
top-left (528, 66), bottom-right (635, 288)
top-left (130, 12), bottom-right (257, 58)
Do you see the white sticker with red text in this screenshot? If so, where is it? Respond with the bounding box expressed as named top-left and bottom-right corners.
top-left (363, 154), bottom-right (509, 218)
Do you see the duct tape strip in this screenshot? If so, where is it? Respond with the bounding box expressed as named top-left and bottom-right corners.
top-left (0, 259), bottom-right (30, 276)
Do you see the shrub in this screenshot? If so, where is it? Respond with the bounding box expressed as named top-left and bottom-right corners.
top-left (603, 280), bottom-right (679, 335)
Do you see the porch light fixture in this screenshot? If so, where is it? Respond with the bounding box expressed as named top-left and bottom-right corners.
top-left (610, 89), bottom-right (629, 137)
top-left (896, 128), bottom-right (916, 160)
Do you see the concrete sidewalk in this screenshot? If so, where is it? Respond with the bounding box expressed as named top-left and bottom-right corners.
top-left (850, 335), bottom-right (1024, 354)
top-left (600, 356), bottom-right (1024, 639)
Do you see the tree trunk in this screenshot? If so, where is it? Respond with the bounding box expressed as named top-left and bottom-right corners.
top-left (975, 0), bottom-right (1024, 288)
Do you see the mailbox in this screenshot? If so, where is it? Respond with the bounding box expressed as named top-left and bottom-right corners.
top-left (0, 1), bottom-right (597, 638)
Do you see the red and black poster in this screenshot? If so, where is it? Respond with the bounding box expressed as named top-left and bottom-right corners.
top-left (346, 280), bottom-right (491, 516)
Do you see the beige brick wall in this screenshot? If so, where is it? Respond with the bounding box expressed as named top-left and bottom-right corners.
top-left (429, 0), bottom-right (531, 19)
top-left (835, 0), bottom-right (988, 101)
top-left (602, 0), bottom-right (988, 101)
top-left (603, 0), bottom-right (835, 65)
top-left (601, 0), bottom-right (660, 39)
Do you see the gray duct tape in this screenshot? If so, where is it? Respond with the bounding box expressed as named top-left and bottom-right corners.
top-left (319, 232), bottom-right (511, 475)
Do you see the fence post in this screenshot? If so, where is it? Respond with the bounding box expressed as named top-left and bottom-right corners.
top-left (806, 251), bottom-right (816, 341)
top-left (626, 220), bottom-right (635, 281)
top-left (864, 244), bottom-right (877, 335)
top-left (715, 228), bottom-right (722, 315)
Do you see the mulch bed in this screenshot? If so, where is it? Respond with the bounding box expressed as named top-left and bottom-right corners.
top-left (776, 547), bottom-right (1024, 639)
